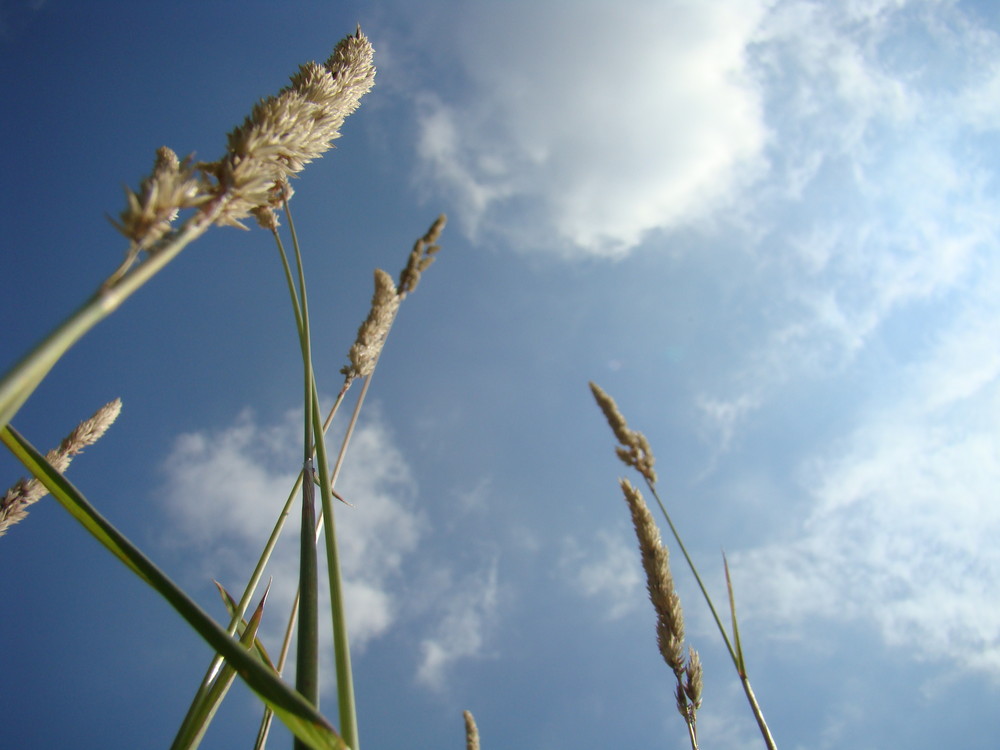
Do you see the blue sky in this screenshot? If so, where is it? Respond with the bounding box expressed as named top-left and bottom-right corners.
top-left (2, 0), bottom-right (1000, 748)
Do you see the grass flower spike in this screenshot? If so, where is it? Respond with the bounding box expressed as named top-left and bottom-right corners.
top-left (620, 477), bottom-right (701, 747)
top-left (110, 27), bottom-right (375, 252)
top-left (209, 27), bottom-right (376, 231)
top-left (113, 147), bottom-right (208, 250)
top-left (0, 398), bottom-right (121, 537)
top-left (619, 478), bottom-right (686, 673)
top-left (399, 214), bottom-right (446, 297)
top-left (342, 269), bottom-right (401, 383)
top-left (463, 710), bottom-right (480, 750)
top-left (589, 381), bottom-right (657, 484)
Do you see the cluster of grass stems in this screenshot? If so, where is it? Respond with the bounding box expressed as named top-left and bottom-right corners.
top-left (1, 27), bottom-right (777, 750)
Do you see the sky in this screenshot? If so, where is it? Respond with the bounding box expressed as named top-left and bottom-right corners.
top-left (2, 0), bottom-right (1000, 748)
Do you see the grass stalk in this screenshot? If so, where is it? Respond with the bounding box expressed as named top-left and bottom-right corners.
top-left (0, 199), bottom-right (224, 431)
top-left (277, 198), bottom-right (360, 749)
top-left (286, 202), bottom-right (322, 737)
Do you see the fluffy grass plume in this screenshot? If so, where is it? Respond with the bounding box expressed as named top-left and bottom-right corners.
top-left (1, 398), bottom-right (121, 537)
top-left (463, 710), bottom-right (481, 750)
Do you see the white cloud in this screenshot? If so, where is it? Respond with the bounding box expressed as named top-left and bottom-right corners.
top-left (560, 531), bottom-right (643, 620)
top-left (416, 559), bottom-right (499, 690)
top-left (158, 406), bottom-right (422, 656)
top-left (412, 0), bottom-right (770, 257)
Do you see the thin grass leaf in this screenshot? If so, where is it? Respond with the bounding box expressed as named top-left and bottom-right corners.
top-left (171, 583), bottom-right (274, 750)
top-left (722, 553), bottom-right (777, 750)
top-left (722, 552), bottom-right (746, 676)
top-left (1, 425), bottom-right (346, 750)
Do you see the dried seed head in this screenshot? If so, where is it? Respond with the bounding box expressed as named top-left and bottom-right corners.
top-left (341, 269), bottom-right (400, 383)
top-left (398, 214), bottom-right (447, 297)
top-left (590, 382), bottom-right (657, 484)
top-left (251, 180), bottom-right (295, 231)
top-left (112, 147), bottom-right (209, 249)
top-left (463, 710), bottom-right (480, 750)
top-left (620, 478), bottom-right (685, 674)
top-left (109, 28), bottom-right (375, 286)
top-left (208, 28), bottom-right (376, 229)
top-left (684, 646), bottom-right (704, 709)
top-left (0, 399), bottom-right (122, 537)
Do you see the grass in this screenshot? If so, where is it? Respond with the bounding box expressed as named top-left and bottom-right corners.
top-left (1, 25), bottom-right (777, 750)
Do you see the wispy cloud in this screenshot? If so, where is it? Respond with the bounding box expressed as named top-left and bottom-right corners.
top-left (560, 530), bottom-right (643, 620)
top-left (416, 559), bottom-right (499, 690)
top-left (730, 276), bottom-right (1000, 676)
top-left (696, 0), bottom-right (1000, 448)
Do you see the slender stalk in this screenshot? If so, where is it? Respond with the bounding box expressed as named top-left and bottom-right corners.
top-left (282, 198), bottom-right (323, 749)
top-left (259, 386), bottom-right (349, 749)
top-left (685, 720), bottom-right (700, 750)
top-left (282, 199), bottom-right (360, 750)
top-left (742, 675), bottom-right (777, 750)
top-left (0, 200), bottom-right (225, 430)
top-left (295, 456), bottom-right (320, 714)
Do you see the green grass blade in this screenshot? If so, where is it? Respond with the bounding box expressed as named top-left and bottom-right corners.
top-left (296, 457), bottom-right (320, 711)
top-left (174, 468), bottom-right (305, 748)
top-left (1, 425), bottom-right (346, 750)
top-left (722, 551), bottom-right (745, 676)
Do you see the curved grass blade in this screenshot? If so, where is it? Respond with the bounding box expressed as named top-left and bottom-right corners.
top-left (1, 425), bottom-right (346, 750)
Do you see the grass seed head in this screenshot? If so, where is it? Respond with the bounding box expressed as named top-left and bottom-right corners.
top-left (619, 478), bottom-right (685, 674)
top-left (342, 269), bottom-right (401, 383)
top-left (0, 398), bottom-right (122, 537)
top-left (590, 382), bottom-right (658, 484)
top-left (463, 710), bottom-right (480, 750)
top-left (204, 27), bottom-right (375, 230)
top-left (398, 214), bottom-right (447, 297)
top-left (684, 646), bottom-right (704, 709)
top-left (112, 147), bottom-right (209, 249)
